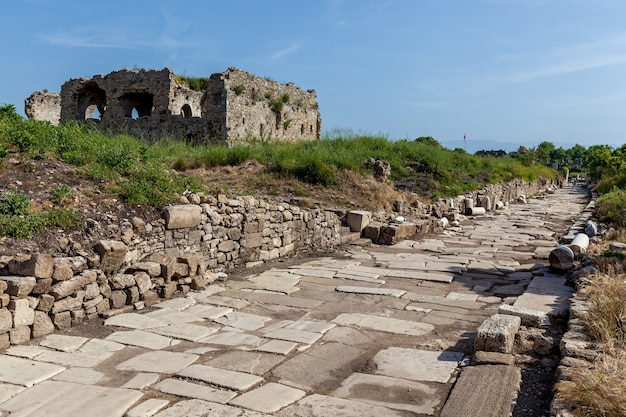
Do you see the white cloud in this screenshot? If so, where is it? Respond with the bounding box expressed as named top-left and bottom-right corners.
top-left (270, 42), bottom-right (302, 60)
top-left (492, 31), bottom-right (626, 85)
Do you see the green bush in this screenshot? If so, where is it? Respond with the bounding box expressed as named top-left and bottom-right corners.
top-left (0, 191), bottom-right (31, 215)
top-left (50, 184), bottom-right (73, 205)
top-left (596, 188), bottom-right (626, 227)
top-left (293, 158), bottom-right (337, 186)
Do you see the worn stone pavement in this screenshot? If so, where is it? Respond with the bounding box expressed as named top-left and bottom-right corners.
top-left (0, 187), bottom-right (589, 417)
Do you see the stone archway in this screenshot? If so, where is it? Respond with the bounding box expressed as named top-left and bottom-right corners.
top-left (181, 104), bottom-right (192, 118)
top-left (76, 82), bottom-right (106, 121)
top-left (119, 92), bottom-right (154, 118)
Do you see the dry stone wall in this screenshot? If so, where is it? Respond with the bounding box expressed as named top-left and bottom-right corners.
top-left (0, 179), bottom-right (554, 347)
top-left (0, 196), bottom-right (341, 348)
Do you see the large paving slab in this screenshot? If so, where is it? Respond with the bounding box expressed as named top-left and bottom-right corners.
top-left (153, 378), bottom-right (237, 403)
top-left (333, 372), bottom-right (443, 415)
top-left (272, 342), bottom-right (365, 391)
top-left (106, 329), bottom-right (181, 349)
top-left (276, 393), bottom-right (407, 417)
top-left (440, 365), bottom-right (521, 417)
top-left (213, 311), bottom-right (272, 331)
top-left (332, 313), bottom-right (434, 336)
top-left (0, 355), bottom-right (65, 387)
top-left (116, 351), bottom-right (199, 374)
top-left (104, 313), bottom-right (166, 329)
top-left (153, 399), bottom-right (267, 417)
top-left (229, 382), bottom-right (306, 413)
top-left (177, 364), bottom-right (264, 392)
top-left (204, 350), bottom-right (285, 375)
top-left (0, 380), bottom-right (142, 417)
top-left (373, 347), bottom-right (465, 383)
top-left (146, 323), bottom-right (219, 341)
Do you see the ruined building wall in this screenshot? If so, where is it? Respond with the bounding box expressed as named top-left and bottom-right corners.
top-left (24, 91), bottom-right (61, 125)
top-left (25, 67), bottom-right (320, 145)
top-left (212, 67), bottom-right (321, 145)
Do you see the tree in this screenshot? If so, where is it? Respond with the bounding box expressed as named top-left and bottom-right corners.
top-left (586, 144), bottom-right (614, 181)
top-left (536, 141), bottom-right (556, 164)
top-left (550, 146), bottom-right (568, 163)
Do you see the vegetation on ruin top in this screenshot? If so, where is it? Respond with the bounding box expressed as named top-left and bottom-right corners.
top-left (173, 75), bottom-right (210, 91)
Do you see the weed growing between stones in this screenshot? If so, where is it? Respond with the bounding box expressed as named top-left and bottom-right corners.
top-left (556, 271), bottom-right (626, 417)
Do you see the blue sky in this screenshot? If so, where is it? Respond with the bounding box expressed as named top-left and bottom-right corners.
top-left (2, 0), bottom-right (626, 152)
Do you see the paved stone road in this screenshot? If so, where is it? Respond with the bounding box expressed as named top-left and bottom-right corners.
top-left (0, 187), bottom-right (588, 417)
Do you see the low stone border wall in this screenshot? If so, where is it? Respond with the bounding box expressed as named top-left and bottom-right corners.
top-left (0, 179), bottom-right (555, 347)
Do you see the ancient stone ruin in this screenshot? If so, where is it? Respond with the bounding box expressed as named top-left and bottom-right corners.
top-left (25, 67), bottom-right (321, 145)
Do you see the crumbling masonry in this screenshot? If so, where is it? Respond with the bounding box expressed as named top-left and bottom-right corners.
top-left (25, 67), bottom-right (321, 145)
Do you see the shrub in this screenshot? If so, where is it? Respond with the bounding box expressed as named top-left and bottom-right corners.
top-left (50, 184), bottom-right (73, 205)
top-left (233, 84), bottom-right (245, 95)
top-left (0, 191), bottom-right (31, 215)
top-left (293, 158), bottom-right (337, 186)
top-left (596, 188), bottom-right (626, 227)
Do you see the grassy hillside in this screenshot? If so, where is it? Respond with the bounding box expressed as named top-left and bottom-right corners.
top-left (1, 104), bottom-right (556, 201)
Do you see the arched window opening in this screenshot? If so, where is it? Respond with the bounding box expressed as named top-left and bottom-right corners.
top-left (76, 82), bottom-right (106, 121)
top-left (181, 104), bottom-right (192, 118)
top-left (119, 92), bottom-right (154, 118)
top-left (85, 104), bottom-right (104, 121)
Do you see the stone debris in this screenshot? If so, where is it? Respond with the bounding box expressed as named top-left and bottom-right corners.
top-left (474, 314), bottom-right (521, 354)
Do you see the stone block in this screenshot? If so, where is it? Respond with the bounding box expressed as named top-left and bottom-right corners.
top-left (164, 205), bottom-right (202, 229)
top-left (110, 291), bottom-right (127, 309)
top-left (50, 271), bottom-right (97, 300)
top-left (37, 294), bottom-right (55, 312)
top-left (10, 326), bottom-right (31, 344)
top-left (0, 307), bottom-right (13, 333)
top-left (241, 233), bottom-right (263, 248)
top-left (52, 263), bottom-right (74, 281)
top-left (83, 295), bottom-right (104, 311)
top-left (100, 283), bottom-right (112, 298)
top-left (160, 283), bottom-right (177, 299)
top-left (0, 280), bottom-right (7, 293)
top-left (56, 256), bottom-right (89, 273)
top-left (32, 311), bottom-right (55, 338)
top-left (84, 282), bottom-right (101, 300)
top-left (8, 299), bottom-right (35, 327)
top-left (0, 293), bottom-right (9, 308)
top-left (378, 222), bottom-right (418, 244)
top-left (141, 290), bottom-right (160, 307)
top-left (497, 304), bottom-right (548, 327)
top-left (134, 272), bottom-right (153, 294)
top-left (126, 286), bottom-right (140, 304)
top-left (71, 309), bottom-right (86, 324)
top-left (363, 222), bottom-right (383, 242)
top-left (474, 314), bottom-right (521, 354)
top-left (96, 299), bottom-right (110, 314)
top-left (110, 274), bottom-right (137, 290)
top-left (51, 296), bottom-right (83, 314)
top-left (347, 210), bottom-right (372, 233)
top-left (94, 240), bottom-right (128, 273)
top-left (127, 262), bottom-right (162, 277)
top-left (218, 240), bottom-right (236, 252)
top-left (31, 278), bottom-right (53, 295)
top-left (0, 332), bottom-right (9, 349)
top-left (52, 311), bottom-right (72, 329)
top-left (0, 276), bottom-right (37, 298)
top-left (8, 254), bottom-right (54, 278)
top-left (177, 255), bottom-right (205, 276)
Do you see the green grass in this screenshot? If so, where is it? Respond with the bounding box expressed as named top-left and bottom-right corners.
top-left (0, 190), bottom-right (82, 238)
top-left (0, 103), bottom-right (558, 211)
